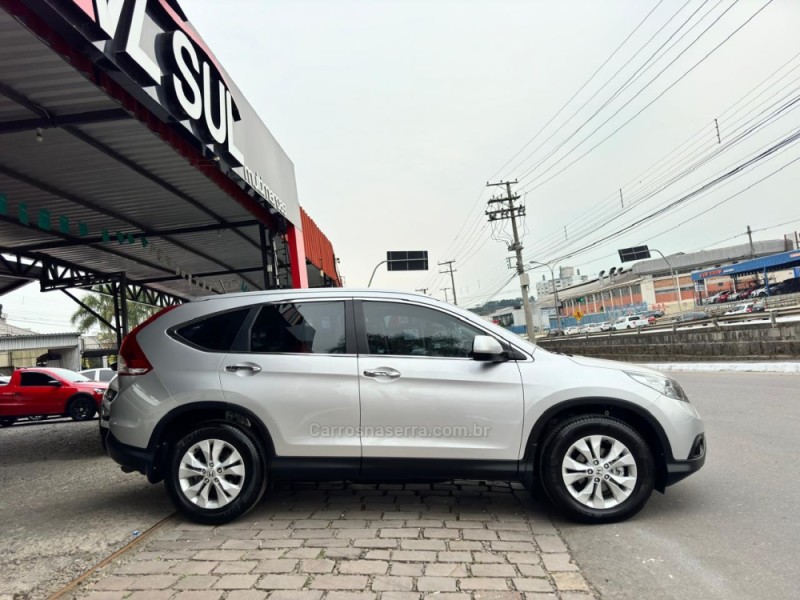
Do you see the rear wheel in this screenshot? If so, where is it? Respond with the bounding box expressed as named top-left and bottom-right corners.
top-left (165, 423), bottom-right (267, 525)
top-left (540, 415), bottom-right (654, 523)
top-left (67, 396), bottom-right (96, 421)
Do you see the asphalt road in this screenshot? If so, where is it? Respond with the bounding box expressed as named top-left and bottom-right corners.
top-left (0, 418), bottom-right (173, 600)
top-left (554, 372), bottom-right (800, 600)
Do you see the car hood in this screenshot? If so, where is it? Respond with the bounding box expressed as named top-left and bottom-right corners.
top-left (565, 354), bottom-right (665, 377)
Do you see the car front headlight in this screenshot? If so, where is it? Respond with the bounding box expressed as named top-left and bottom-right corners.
top-left (626, 372), bottom-right (690, 402)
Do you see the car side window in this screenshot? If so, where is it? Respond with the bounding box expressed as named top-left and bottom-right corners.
top-left (20, 372), bottom-right (54, 386)
top-left (98, 370), bottom-right (115, 382)
top-left (362, 301), bottom-right (482, 358)
top-left (175, 308), bottom-right (250, 352)
top-left (249, 302), bottom-right (346, 354)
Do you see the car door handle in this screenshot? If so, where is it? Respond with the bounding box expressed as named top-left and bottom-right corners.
top-left (225, 364), bottom-right (262, 373)
top-left (363, 368), bottom-right (401, 379)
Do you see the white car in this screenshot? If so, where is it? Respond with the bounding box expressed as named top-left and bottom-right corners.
top-left (564, 326), bottom-right (581, 335)
top-left (105, 289), bottom-right (705, 525)
top-left (80, 368), bottom-right (116, 383)
top-left (613, 315), bottom-right (650, 330)
top-left (724, 303), bottom-right (755, 316)
top-left (586, 323), bottom-right (604, 333)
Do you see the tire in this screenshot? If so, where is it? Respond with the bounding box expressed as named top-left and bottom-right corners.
top-left (539, 415), bottom-right (655, 524)
top-left (165, 423), bottom-right (267, 525)
top-left (67, 396), bottom-right (96, 421)
top-left (0, 417), bottom-right (17, 428)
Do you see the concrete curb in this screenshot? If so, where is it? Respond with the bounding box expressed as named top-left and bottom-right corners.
top-left (636, 362), bottom-right (800, 373)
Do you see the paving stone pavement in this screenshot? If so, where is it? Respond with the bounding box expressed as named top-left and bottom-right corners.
top-left (65, 481), bottom-right (597, 600)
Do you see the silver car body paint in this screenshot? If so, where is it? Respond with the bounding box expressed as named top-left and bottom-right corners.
top-left (108, 289), bottom-right (703, 464)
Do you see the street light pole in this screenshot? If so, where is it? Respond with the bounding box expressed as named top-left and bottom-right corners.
top-left (529, 260), bottom-right (562, 331)
top-left (651, 249), bottom-right (683, 312)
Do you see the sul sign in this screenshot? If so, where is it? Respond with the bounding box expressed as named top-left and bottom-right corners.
top-left (62, 0), bottom-right (288, 217)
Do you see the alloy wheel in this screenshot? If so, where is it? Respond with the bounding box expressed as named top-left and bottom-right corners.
top-left (561, 434), bottom-right (638, 509)
top-left (178, 439), bottom-right (246, 509)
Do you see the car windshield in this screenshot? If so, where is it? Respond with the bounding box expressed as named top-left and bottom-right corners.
top-left (45, 368), bottom-right (91, 383)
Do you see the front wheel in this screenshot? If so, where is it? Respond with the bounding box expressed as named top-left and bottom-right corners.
top-left (68, 396), bottom-right (96, 421)
top-left (540, 415), bottom-right (655, 523)
top-left (165, 423), bottom-right (267, 525)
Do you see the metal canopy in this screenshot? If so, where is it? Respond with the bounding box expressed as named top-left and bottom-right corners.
top-left (691, 250), bottom-right (800, 281)
top-left (0, 5), bottom-right (286, 304)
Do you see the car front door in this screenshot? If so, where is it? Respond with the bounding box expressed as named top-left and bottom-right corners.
top-left (355, 300), bottom-right (524, 470)
top-left (17, 371), bottom-right (63, 415)
top-left (219, 300), bottom-right (361, 468)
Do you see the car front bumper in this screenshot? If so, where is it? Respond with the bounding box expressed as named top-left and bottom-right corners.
top-left (665, 433), bottom-right (706, 486)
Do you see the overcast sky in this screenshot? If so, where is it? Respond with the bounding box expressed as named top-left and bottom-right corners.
top-left (4, 0), bottom-right (800, 332)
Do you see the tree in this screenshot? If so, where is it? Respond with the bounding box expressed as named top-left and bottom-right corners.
top-left (70, 289), bottom-right (158, 344)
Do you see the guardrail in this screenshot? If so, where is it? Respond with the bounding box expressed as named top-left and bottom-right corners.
top-left (541, 303), bottom-right (800, 342)
top-left (537, 307), bottom-right (800, 360)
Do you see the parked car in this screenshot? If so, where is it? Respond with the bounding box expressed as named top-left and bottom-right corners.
top-left (753, 283), bottom-right (782, 297)
top-left (724, 302), bottom-right (756, 316)
top-left (0, 368), bottom-right (107, 427)
top-left (675, 311), bottom-right (708, 323)
top-left (586, 323), bottom-right (604, 333)
top-left (737, 288), bottom-right (756, 299)
top-left (79, 367), bottom-right (116, 382)
top-left (104, 290), bottom-right (705, 525)
top-left (546, 328), bottom-right (564, 337)
top-left (644, 309), bottom-right (665, 319)
top-left (564, 326), bottom-right (581, 335)
top-left (599, 321), bottom-right (613, 331)
top-left (777, 276), bottom-right (800, 295)
top-left (612, 315), bottom-right (650, 330)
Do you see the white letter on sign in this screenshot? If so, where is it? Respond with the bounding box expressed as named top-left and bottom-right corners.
top-left (171, 30), bottom-right (202, 120)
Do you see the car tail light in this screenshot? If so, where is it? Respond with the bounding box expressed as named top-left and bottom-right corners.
top-left (118, 305), bottom-right (179, 376)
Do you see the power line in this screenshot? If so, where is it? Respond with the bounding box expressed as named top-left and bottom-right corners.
top-left (520, 0), bottom-right (776, 194)
top-left (489, 0), bottom-right (667, 182)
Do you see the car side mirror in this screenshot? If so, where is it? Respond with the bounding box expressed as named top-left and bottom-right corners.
top-left (471, 335), bottom-right (506, 362)
top-left (47, 379), bottom-right (61, 387)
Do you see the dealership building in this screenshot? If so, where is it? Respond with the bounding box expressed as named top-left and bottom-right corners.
top-left (0, 0), bottom-right (340, 352)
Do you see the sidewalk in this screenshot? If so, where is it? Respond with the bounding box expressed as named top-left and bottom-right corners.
top-left (62, 482), bottom-right (597, 600)
top-left (636, 361), bottom-right (800, 373)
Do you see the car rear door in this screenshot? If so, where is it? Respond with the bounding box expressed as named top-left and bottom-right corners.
top-left (219, 299), bottom-right (361, 463)
top-left (354, 299), bottom-right (524, 469)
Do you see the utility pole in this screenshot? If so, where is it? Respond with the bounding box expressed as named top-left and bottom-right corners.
top-left (486, 180), bottom-right (534, 339)
top-left (438, 260), bottom-right (458, 305)
top-left (747, 225), bottom-right (755, 258)
top-left (441, 287), bottom-right (451, 303)
top-left (415, 288), bottom-right (429, 295)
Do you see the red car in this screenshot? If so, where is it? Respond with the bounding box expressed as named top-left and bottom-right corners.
top-left (0, 368), bottom-right (108, 427)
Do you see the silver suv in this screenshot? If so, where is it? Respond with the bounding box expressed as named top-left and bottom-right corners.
top-left (105, 289), bottom-right (705, 524)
